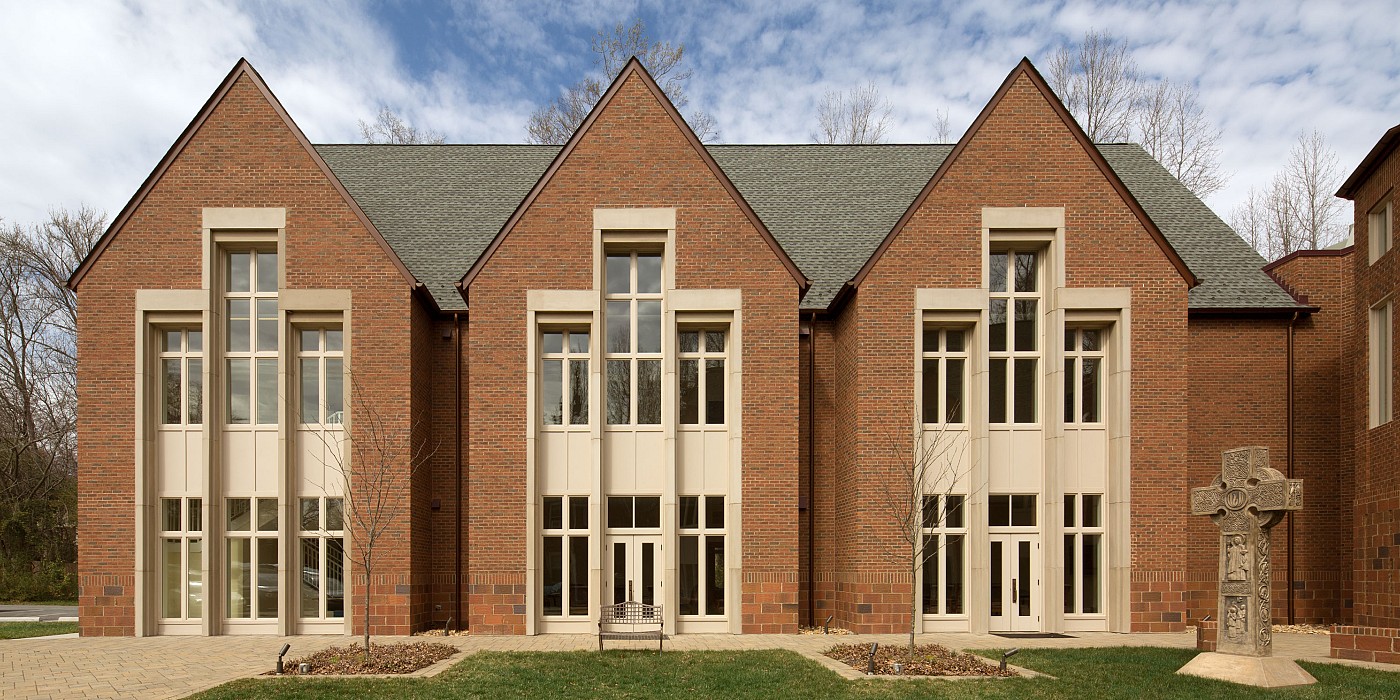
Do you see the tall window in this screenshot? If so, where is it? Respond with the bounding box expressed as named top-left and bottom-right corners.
top-left (1063, 328), bottom-right (1103, 424)
top-left (921, 494), bottom-right (966, 615)
top-left (1372, 301), bottom-right (1394, 427)
top-left (542, 330), bottom-right (589, 426)
top-left (159, 329), bottom-right (203, 425)
top-left (542, 496), bottom-right (589, 617)
top-left (678, 329), bottom-right (726, 425)
top-left (989, 250), bottom-right (1039, 424)
top-left (299, 497), bottom-right (345, 619)
top-left (297, 327), bottom-right (344, 426)
top-left (678, 495), bottom-right (725, 616)
top-left (921, 328), bottom-right (967, 424)
top-left (605, 251), bottom-right (663, 425)
top-left (226, 497), bottom-right (278, 619)
top-left (1370, 200), bottom-right (1392, 264)
top-left (160, 497), bottom-right (203, 620)
top-left (225, 250), bottom-right (278, 425)
top-left (1063, 494), bottom-right (1103, 615)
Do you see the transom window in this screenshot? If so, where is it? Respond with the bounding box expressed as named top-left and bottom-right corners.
top-left (605, 251), bottom-right (663, 425)
top-left (1063, 494), bottom-right (1104, 615)
top-left (678, 329), bottom-right (727, 425)
top-left (298, 497), bottom-right (345, 619)
top-left (226, 496), bottom-right (278, 619)
top-left (988, 494), bottom-right (1037, 527)
top-left (542, 495), bottom-right (589, 617)
top-left (606, 495), bottom-right (661, 529)
top-left (921, 494), bottom-right (966, 616)
top-left (989, 250), bottom-right (1039, 424)
top-left (159, 328), bottom-right (203, 425)
top-left (678, 495), bottom-right (725, 616)
top-left (225, 250), bottom-right (278, 425)
top-left (1064, 328), bottom-right (1104, 424)
top-left (159, 497), bottom-right (203, 620)
top-left (541, 330), bottom-right (589, 426)
top-left (921, 327), bottom-right (967, 424)
top-left (297, 327), bottom-right (344, 426)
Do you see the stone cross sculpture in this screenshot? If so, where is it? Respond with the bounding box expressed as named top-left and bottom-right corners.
top-left (1189, 446), bottom-right (1303, 656)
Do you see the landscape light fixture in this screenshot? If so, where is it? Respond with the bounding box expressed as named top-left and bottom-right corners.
top-left (1000, 648), bottom-right (1020, 672)
top-left (276, 643), bottom-right (291, 675)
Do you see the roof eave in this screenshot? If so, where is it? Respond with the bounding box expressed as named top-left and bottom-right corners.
top-left (1337, 124), bottom-right (1400, 199)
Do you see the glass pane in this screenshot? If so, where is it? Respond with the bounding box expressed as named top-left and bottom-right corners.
top-left (612, 542), bottom-right (625, 604)
top-left (922, 328), bottom-right (938, 354)
top-left (1014, 252), bottom-right (1037, 292)
top-left (636, 301), bottom-right (661, 353)
top-left (300, 329), bottom-right (319, 352)
top-left (257, 498), bottom-right (278, 531)
top-left (945, 495), bottom-right (965, 529)
top-left (989, 298), bottom-right (1007, 352)
top-left (606, 301), bottom-right (630, 354)
top-left (637, 360), bottom-right (661, 424)
top-left (679, 359), bottom-right (699, 424)
top-left (705, 496), bottom-right (725, 530)
top-left (227, 537), bottom-right (251, 618)
top-left (1065, 328), bottom-right (1076, 352)
top-left (1082, 329), bottom-right (1100, 352)
top-left (705, 330), bottom-right (726, 353)
top-left (637, 254), bottom-right (662, 294)
top-left (325, 359), bottom-right (343, 424)
top-left (568, 536), bottom-right (589, 616)
top-left (543, 496), bottom-right (563, 530)
top-left (163, 359), bottom-right (182, 424)
top-left (679, 496), bottom-right (699, 529)
top-left (256, 358), bottom-right (278, 424)
top-left (187, 538), bottom-right (202, 618)
top-left (642, 542), bottom-right (655, 606)
top-left (227, 359), bottom-right (250, 424)
top-left (679, 535), bottom-right (699, 615)
top-left (187, 358), bottom-right (203, 424)
top-left (568, 360), bottom-right (588, 425)
top-left (1013, 358), bottom-right (1036, 423)
top-left (163, 498), bottom-right (180, 533)
top-left (922, 495), bottom-right (937, 530)
top-left (300, 358), bottom-right (320, 424)
top-left (1064, 494), bottom-right (1076, 527)
top-left (606, 254), bottom-right (631, 295)
top-left (300, 498), bottom-right (320, 531)
top-left (188, 330), bottom-right (202, 353)
top-left (326, 538), bottom-right (345, 617)
top-left (228, 252), bottom-right (250, 293)
top-left (257, 537), bottom-right (278, 618)
top-left (227, 299), bottom-right (250, 353)
top-left (568, 331), bottom-right (589, 353)
top-left (326, 499), bottom-right (343, 531)
top-left (989, 253), bottom-right (1007, 293)
top-left (256, 299), bottom-right (278, 352)
top-left (1082, 495), bottom-right (1102, 528)
top-left (227, 498), bottom-right (251, 531)
top-left (542, 536), bottom-right (562, 616)
top-left (945, 329), bottom-right (964, 353)
top-left (606, 360), bottom-right (630, 424)
top-left (188, 498), bottom-right (202, 532)
top-left (325, 329), bottom-right (342, 352)
top-left (301, 537), bottom-right (321, 618)
top-left (1018, 540), bottom-right (1031, 616)
top-left (922, 359), bottom-right (939, 423)
top-left (256, 251), bottom-right (277, 293)
top-left (1014, 299), bottom-right (1036, 351)
top-left (1064, 534), bottom-right (1077, 614)
top-left (1083, 534), bottom-right (1101, 613)
top-left (922, 534), bottom-right (937, 614)
top-left (989, 358), bottom-right (1007, 423)
top-left (607, 497), bottom-right (633, 529)
top-left (989, 495), bottom-right (1009, 527)
top-left (945, 358), bottom-right (964, 423)
top-left (635, 496), bottom-right (661, 528)
top-left (1011, 495), bottom-right (1037, 527)
top-left (1082, 358), bottom-right (1101, 422)
top-left (569, 496), bottom-right (588, 530)
top-left (989, 540), bottom-right (1003, 616)
top-left (1064, 358), bottom-right (1076, 424)
top-left (541, 359), bottom-right (562, 425)
top-left (542, 332), bottom-right (563, 354)
top-left (704, 535), bottom-right (724, 615)
top-left (705, 359), bottom-right (725, 424)
top-left (164, 330), bottom-right (182, 352)
top-left (680, 331), bottom-right (699, 353)
top-left (945, 534), bottom-right (963, 614)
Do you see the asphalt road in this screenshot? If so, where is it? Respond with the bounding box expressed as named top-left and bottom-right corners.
top-left (0, 604), bottom-right (77, 620)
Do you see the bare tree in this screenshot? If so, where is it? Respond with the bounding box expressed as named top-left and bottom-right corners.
top-left (813, 82), bottom-right (893, 145)
top-left (358, 106), bottom-right (446, 145)
top-left (526, 19), bottom-right (718, 144)
top-left (311, 373), bottom-right (436, 661)
top-left (1229, 129), bottom-right (1346, 260)
top-left (1047, 30), bottom-right (1140, 143)
top-left (933, 108), bottom-right (953, 143)
top-left (1136, 80), bottom-right (1228, 199)
top-left (878, 409), bottom-right (971, 671)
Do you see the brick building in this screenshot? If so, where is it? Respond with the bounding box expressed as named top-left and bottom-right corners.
top-left (67, 56), bottom-right (1395, 640)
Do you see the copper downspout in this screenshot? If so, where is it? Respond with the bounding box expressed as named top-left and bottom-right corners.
top-left (807, 312), bottom-right (817, 627)
top-left (1287, 312), bottom-right (1298, 624)
top-left (454, 312), bottom-right (464, 630)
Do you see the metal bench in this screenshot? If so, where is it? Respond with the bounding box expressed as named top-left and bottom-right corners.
top-left (597, 600), bottom-right (664, 653)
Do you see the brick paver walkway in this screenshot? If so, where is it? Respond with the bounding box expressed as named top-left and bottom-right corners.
top-left (0, 629), bottom-right (1346, 699)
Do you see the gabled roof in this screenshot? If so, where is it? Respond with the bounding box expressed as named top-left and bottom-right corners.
top-left (68, 59), bottom-right (418, 293)
top-left (851, 58), bottom-right (1198, 291)
top-left (455, 57), bottom-right (808, 300)
top-left (1338, 123), bottom-right (1400, 200)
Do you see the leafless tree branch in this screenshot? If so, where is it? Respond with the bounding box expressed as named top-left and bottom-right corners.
top-left (813, 82), bottom-right (892, 145)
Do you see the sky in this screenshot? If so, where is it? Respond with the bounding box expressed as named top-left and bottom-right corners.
top-left (3, 0), bottom-right (1398, 234)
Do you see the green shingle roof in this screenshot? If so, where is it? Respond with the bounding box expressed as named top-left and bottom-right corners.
top-left (316, 142), bottom-right (1300, 313)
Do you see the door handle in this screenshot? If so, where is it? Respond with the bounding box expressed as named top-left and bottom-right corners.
top-left (1012, 578), bottom-right (1018, 604)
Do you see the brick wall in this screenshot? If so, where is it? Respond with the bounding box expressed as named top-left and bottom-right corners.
top-left (1332, 625), bottom-right (1400, 664)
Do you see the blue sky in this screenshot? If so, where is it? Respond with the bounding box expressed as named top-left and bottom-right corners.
top-left (3, 0), bottom-right (1399, 232)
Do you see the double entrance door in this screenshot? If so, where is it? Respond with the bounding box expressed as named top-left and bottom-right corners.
top-left (604, 535), bottom-right (663, 608)
top-left (989, 534), bottom-right (1040, 632)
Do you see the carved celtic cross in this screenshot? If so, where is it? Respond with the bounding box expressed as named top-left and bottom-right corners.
top-left (1190, 446), bottom-right (1302, 657)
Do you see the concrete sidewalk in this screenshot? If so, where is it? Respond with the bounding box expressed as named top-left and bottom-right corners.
top-left (0, 629), bottom-right (1356, 700)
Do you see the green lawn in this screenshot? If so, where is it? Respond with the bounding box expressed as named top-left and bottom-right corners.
top-left (0, 621), bottom-right (78, 639)
top-left (188, 646), bottom-right (1400, 700)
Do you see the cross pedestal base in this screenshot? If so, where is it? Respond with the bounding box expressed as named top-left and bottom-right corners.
top-left (1176, 652), bottom-right (1317, 688)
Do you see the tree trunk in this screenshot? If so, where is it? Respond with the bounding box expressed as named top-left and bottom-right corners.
top-left (908, 541), bottom-right (916, 671)
top-left (363, 561), bottom-right (372, 663)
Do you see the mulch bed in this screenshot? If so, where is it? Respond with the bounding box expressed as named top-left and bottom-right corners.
top-left (825, 642), bottom-right (1014, 677)
top-left (270, 641), bottom-right (457, 675)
